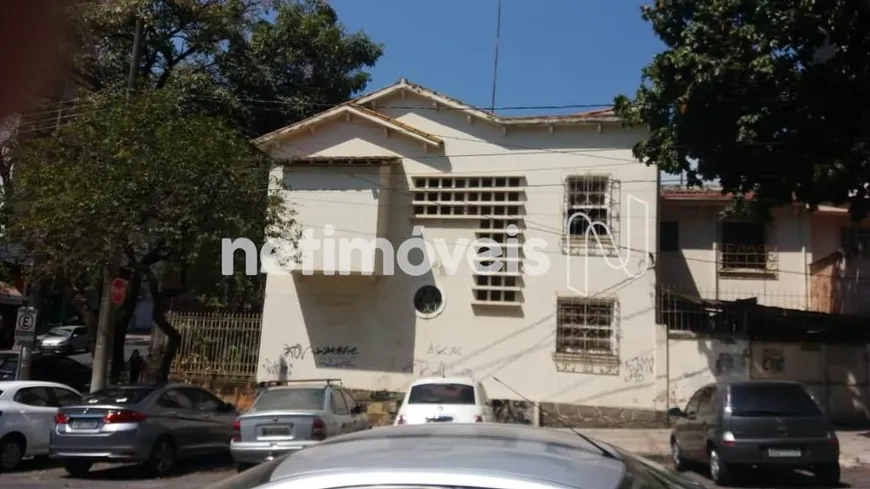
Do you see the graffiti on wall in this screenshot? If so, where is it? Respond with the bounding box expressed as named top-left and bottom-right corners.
top-left (623, 355), bottom-right (654, 383)
top-left (427, 343), bottom-right (462, 357)
top-left (714, 348), bottom-right (750, 375)
top-left (401, 343), bottom-right (472, 377)
top-left (403, 359), bottom-right (473, 378)
top-left (268, 342), bottom-right (361, 371)
top-left (492, 399), bottom-right (534, 424)
top-left (761, 347), bottom-right (785, 373)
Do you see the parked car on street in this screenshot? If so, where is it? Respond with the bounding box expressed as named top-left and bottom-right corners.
top-left (50, 383), bottom-right (238, 477)
top-left (231, 379), bottom-right (369, 471)
top-left (0, 380), bottom-right (82, 471)
top-left (36, 325), bottom-right (90, 355)
top-left (393, 376), bottom-right (493, 425)
top-left (204, 422), bottom-right (705, 489)
top-left (668, 380), bottom-right (840, 486)
top-left (0, 351), bottom-right (92, 392)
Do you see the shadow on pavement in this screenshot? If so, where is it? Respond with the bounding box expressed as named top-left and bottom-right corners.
top-left (679, 464), bottom-right (851, 488)
top-left (63, 453), bottom-right (234, 481)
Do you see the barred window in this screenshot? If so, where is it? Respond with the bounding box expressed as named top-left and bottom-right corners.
top-left (555, 298), bottom-right (616, 356)
top-left (563, 176), bottom-right (610, 238)
top-left (719, 221), bottom-right (770, 271)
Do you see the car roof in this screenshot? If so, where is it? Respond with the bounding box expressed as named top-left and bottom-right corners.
top-left (0, 380), bottom-right (79, 390)
top-left (265, 384), bottom-right (331, 391)
top-left (268, 423), bottom-right (625, 488)
top-left (712, 380), bottom-right (803, 388)
top-left (409, 376), bottom-right (477, 387)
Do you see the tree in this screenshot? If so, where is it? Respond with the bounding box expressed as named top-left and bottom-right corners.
top-left (7, 87), bottom-right (294, 380)
top-left (614, 1), bottom-right (870, 219)
top-left (68, 0), bottom-right (383, 136)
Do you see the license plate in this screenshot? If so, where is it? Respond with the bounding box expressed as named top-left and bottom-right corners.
top-left (70, 420), bottom-right (99, 429)
top-left (261, 425), bottom-right (290, 437)
top-left (768, 449), bottom-right (801, 457)
top-left (426, 416), bottom-right (453, 423)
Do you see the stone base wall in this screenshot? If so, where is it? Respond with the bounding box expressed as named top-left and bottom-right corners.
top-left (174, 379), bottom-right (665, 429)
top-left (539, 402), bottom-right (667, 429)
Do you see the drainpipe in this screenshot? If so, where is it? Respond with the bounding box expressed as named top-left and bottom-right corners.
top-left (713, 214), bottom-right (720, 301)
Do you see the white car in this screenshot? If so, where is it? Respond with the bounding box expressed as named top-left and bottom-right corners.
top-left (394, 376), bottom-right (493, 425)
top-left (0, 380), bottom-right (82, 471)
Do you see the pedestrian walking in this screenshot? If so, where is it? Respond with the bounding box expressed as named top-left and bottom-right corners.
top-left (128, 349), bottom-right (144, 384)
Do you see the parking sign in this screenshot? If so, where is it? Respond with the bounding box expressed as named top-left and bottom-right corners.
top-left (14, 306), bottom-right (37, 346)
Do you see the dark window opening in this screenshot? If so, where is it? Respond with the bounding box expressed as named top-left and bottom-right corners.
top-left (730, 383), bottom-right (821, 417)
top-left (408, 383), bottom-right (475, 405)
top-left (720, 221), bottom-right (767, 270)
top-left (659, 221), bottom-right (679, 252)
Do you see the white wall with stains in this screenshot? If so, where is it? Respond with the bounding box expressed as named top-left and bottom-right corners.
top-left (254, 86), bottom-right (666, 412)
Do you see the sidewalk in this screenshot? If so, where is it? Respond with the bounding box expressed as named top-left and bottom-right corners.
top-left (559, 428), bottom-right (870, 468)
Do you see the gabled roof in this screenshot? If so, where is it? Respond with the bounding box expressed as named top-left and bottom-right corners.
top-left (355, 78), bottom-right (620, 126)
top-left (252, 102), bottom-right (443, 149)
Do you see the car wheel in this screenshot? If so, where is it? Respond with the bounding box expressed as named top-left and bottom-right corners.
top-left (63, 461), bottom-right (92, 477)
top-left (0, 435), bottom-right (24, 472)
top-left (813, 462), bottom-right (840, 485)
top-left (670, 437), bottom-right (687, 472)
top-left (708, 446), bottom-right (733, 486)
top-left (146, 437), bottom-right (176, 477)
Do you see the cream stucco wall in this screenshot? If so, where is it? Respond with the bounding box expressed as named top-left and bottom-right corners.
top-left (659, 203), bottom-right (811, 309)
top-left (256, 92), bottom-right (667, 411)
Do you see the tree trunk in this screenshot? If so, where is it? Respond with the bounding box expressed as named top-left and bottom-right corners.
top-left (110, 272), bottom-right (141, 383)
top-left (62, 284), bottom-right (97, 341)
top-left (145, 269), bottom-right (180, 383)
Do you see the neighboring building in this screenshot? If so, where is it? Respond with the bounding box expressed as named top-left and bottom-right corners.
top-left (252, 79), bottom-right (664, 421)
top-left (658, 187), bottom-right (870, 314)
top-left (658, 187), bottom-right (870, 424)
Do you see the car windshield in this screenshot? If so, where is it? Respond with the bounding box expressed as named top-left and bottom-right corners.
top-left (0, 357), bottom-right (17, 373)
top-left (408, 383), bottom-right (476, 405)
top-left (46, 328), bottom-right (72, 337)
top-left (252, 388), bottom-right (325, 411)
top-left (82, 387), bottom-right (154, 405)
top-left (730, 383), bottom-right (822, 416)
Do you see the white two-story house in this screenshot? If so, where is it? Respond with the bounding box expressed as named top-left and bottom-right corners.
top-left (251, 79), bottom-right (664, 424)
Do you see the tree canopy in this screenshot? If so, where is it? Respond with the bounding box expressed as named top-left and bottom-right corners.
top-left (614, 0), bottom-right (870, 219)
top-left (67, 0), bottom-right (383, 136)
top-left (8, 87), bottom-right (293, 378)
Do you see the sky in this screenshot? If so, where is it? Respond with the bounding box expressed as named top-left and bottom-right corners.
top-left (329, 0), bottom-right (664, 117)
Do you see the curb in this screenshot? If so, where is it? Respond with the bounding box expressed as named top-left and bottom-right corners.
top-left (634, 453), bottom-right (862, 469)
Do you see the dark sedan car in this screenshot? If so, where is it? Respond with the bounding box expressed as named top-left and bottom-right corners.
top-left (0, 351), bottom-right (92, 392)
top-left (669, 380), bottom-right (839, 486)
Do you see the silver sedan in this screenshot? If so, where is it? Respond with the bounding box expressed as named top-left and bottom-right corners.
top-left (205, 422), bottom-right (704, 489)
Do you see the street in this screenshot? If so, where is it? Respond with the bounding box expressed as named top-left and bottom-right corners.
top-left (2, 457), bottom-right (869, 488)
top-left (68, 334), bottom-right (150, 368)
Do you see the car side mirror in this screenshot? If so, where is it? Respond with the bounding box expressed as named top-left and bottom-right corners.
top-left (353, 404), bottom-right (367, 414)
top-left (667, 407), bottom-right (684, 418)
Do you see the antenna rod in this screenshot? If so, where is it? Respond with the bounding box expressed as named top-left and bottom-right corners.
top-left (489, 0), bottom-right (502, 112)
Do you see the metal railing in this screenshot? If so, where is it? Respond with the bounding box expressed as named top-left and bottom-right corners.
top-left (169, 311), bottom-right (261, 383)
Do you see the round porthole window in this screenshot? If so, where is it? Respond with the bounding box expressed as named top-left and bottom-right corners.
top-left (413, 284), bottom-right (445, 319)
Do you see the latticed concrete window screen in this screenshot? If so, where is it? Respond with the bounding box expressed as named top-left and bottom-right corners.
top-left (555, 298), bottom-right (617, 357)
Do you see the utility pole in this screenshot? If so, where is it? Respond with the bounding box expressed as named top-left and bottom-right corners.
top-left (91, 15), bottom-right (144, 393)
